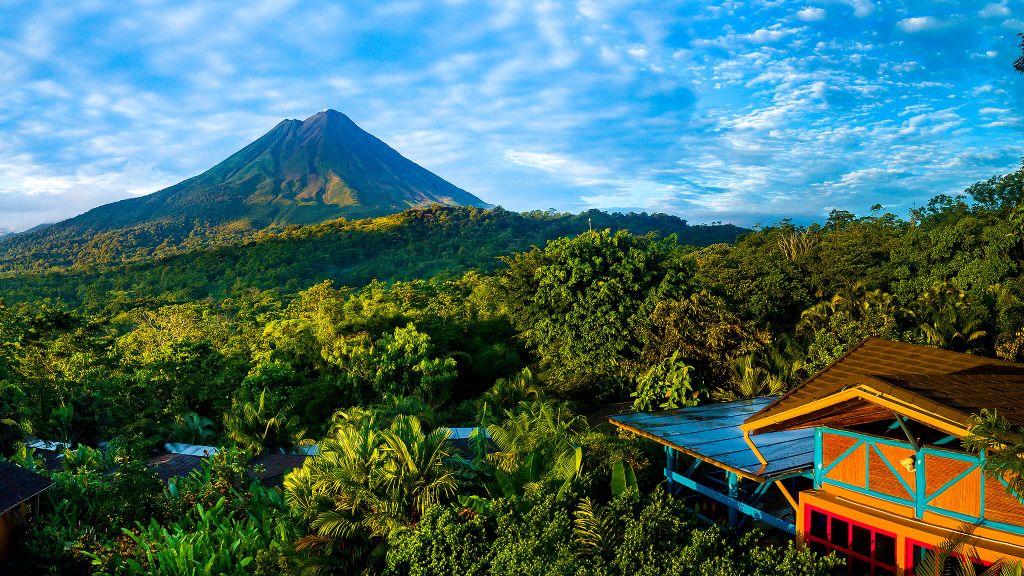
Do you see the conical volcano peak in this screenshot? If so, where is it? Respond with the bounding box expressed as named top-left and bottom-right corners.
top-left (296, 109), bottom-right (359, 141)
top-left (308, 109), bottom-right (347, 120)
top-left (0, 111), bottom-right (489, 269)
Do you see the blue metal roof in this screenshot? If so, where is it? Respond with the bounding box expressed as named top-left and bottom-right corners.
top-left (609, 397), bottom-right (814, 481)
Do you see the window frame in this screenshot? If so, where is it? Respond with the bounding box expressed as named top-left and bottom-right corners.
top-left (905, 538), bottom-right (992, 576)
top-left (804, 505), bottom-right (899, 576)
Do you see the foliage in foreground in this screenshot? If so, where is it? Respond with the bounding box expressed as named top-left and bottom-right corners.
top-left (386, 489), bottom-right (840, 576)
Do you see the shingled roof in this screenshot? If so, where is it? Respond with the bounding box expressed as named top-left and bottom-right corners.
top-left (741, 338), bottom-right (1024, 435)
top-left (0, 461), bottom-right (53, 515)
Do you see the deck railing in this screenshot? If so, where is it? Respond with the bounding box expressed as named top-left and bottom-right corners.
top-left (814, 427), bottom-right (1024, 536)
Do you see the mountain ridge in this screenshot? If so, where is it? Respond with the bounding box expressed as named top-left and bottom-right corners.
top-left (0, 205), bottom-right (749, 305)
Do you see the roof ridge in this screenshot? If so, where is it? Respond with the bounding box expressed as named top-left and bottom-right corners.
top-left (742, 338), bottom-right (1024, 433)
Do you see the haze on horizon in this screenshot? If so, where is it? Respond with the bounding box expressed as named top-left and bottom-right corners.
top-left (0, 0), bottom-right (1022, 234)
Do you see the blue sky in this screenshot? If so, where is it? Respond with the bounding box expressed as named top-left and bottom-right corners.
top-left (0, 0), bottom-right (1022, 232)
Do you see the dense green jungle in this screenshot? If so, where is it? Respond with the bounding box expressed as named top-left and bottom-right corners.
top-left (2, 165), bottom-right (1024, 575)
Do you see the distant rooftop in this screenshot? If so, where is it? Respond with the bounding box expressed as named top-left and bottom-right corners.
top-left (0, 460), bottom-right (53, 515)
top-left (164, 443), bottom-right (220, 457)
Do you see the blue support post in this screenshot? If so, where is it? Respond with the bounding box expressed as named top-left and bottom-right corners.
top-left (914, 446), bottom-right (925, 520)
top-left (814, 428), bottom-right (823, 489)
top-left (665, 446), bottom-right (676, 493)
top-left (668, 470), bottom-right (796, 534)
top-left (980, 449), bottom-right (986, 522)
top-left (684, 458), bottom-right (701, 478)
top-left (750, 479), bottom-right (772, 506)
top-left (727, 471), bottom-right (739, 526)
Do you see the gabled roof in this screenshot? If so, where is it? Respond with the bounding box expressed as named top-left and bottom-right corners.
top-left (0, 461), bottom-right (53, 515)
top-left (610, 397), bottom-right (815, 482)
top-left (741, 338), bottom-right (1024, 436)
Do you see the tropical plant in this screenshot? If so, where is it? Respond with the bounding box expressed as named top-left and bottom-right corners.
top-left (712, 354), bottom-right (787, 401)
top-left (478, 368), bottom-right (542, 424)
top-left (285, 414), bottom-right (458, 573)
top-left (87, 496), bottom-right (293, 576)
top-left (631, 350), bottom-right (696, 412)
top-left (62, 443), bottom-right (115, 473)
top-left (964, 409), bottom-right (1024, 502)
top-left (223, 388), bottom-right (306, 454)
top-left (169, 411), bottom-right (217, 445)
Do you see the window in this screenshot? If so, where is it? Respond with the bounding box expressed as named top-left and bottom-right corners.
top-left (906, 542), bottom-right (990, 576)
top-left (804, 506), bottom-right (898, 576)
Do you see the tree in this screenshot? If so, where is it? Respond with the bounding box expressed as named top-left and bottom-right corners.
top-left (0, 381), bottom-right (31, 454)
top-left (966, 169), bottom-right (1024, 215)
top-left (496, 230), bottom-right (692, 398)
top-left (1015, 32), bottom-right (1023, 74)
top-left (326, 323), bottom-right (458, 405)
top-left (285, 414), bottom-right (458, 572)
top-left (642, 291), bottom-right (770, 390)
top-left (798, 283), bottom-right (912, 373)
top-left (223, 388), bottom-right (306, 454)
top-left (631, 351), bottom-right (696, 412)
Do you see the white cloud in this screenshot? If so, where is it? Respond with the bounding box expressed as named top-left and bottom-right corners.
top-left (890, 61), bottom-right (920, 73)
top-left (745, 26), bottom-right (804, 44)
top-left (979, 3), bottom-right (1010, 18)
top-left (0, 150), bottom-right (177, 231)
top-left (504, 150), bottom-right (610, 186)
top-left (895, 110), bottom-right (963, 137)
top-left (897, 17), bottom-right (945, 33)
top-left (848, 0), bottom-right (874, 17)
top-left (796, 7), bottom-right (826, 22)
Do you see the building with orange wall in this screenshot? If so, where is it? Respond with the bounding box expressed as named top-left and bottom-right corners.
top-left (611, 338), bottom-right (1024, 575)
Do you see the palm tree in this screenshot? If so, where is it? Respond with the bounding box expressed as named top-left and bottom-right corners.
top-left (477, 367), bottom-right (543, 424)
top-left (760, 336), bottom-right (806, 387)
top-left (915, 282), bottom-right (988, 352)
top-left (484, 399), bottom-right (587, 497)
top-left (798, 282), bottom-right (907, 337)
top-left (223, 388), bottom-right (306, 454)
top-left (712, 355), bottom-right (787, 401)
top-left (913, 526), bottom-right (1023, 576)
top-left (332, 394), bottom-right (437, 431)
top-left (285, 415), bottom-right (458, 574)
top-left (170, 410), bottom-right (217, 445)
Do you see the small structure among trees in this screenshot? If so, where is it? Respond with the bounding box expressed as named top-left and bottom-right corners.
top-left (614, 337), bottom-right (1024, 572)
top-left (0, 461), bottom-right (53, 561)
